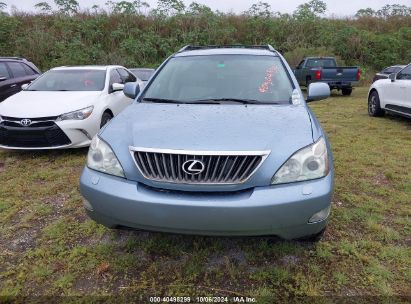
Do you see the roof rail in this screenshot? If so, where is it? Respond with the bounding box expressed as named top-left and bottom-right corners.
top-left (0, 57), bottom-right (25, 60)
top-left (178, 45), bottom-right (277, 53)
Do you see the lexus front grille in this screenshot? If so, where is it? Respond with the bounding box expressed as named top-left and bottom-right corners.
top-left (130, 147), bottom-right (270, 184)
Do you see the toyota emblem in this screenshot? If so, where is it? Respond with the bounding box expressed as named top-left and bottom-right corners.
top-left (20, 119), bottom-right (32, 126)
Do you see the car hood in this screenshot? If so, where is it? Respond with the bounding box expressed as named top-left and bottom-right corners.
top-left (0, 91), bottom-right (102, 118)
top-left (102, 103), bottom-right (318, 191)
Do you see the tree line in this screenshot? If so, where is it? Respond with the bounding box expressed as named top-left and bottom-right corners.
top-left (0, 0), bottom-right (410, 81)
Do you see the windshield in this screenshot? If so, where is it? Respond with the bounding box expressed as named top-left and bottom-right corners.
top-left (27, 69), bottom-right (106, 91)
top-left (143, 55), bottom-right (294, 104)
top-left (130, 69), bottom-right (154, 81)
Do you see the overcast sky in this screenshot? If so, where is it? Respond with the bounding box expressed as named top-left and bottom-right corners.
top-left (2, 0), bottom-right (410, 16)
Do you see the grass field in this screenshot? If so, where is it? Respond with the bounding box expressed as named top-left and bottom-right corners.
top-left (0, 87), bottom-right (410, 302)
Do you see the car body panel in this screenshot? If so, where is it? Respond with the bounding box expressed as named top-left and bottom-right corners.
top-left (0, 91), bottom-right (102, 117)
top-left (368, 63), bottom-right (411, 118)
top-left (80, 46), bottom-right (334, 238)
top-left (293, 57), bottom-right (359, 90)
top-left (0, 66), bottom-right (135, 149)
top-left (100, 102), bottom-right (316, 191)
top-left (372, 65), bottom-right (406, 83)
top-left (80, 166), bottom-right (333, 239)
top-left (0, 58), bottom-right (41, 101)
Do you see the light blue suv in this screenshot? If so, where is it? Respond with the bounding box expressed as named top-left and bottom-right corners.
top-left (80, 45), bottom-right (333, 240)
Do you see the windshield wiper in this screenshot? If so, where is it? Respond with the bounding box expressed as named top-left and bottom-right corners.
top-left (193, 98), bottom-right (280, 104)
top-left (142, 98), bottom-right (220, 104)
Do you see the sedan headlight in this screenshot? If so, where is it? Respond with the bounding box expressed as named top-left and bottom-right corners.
top-left (57, 106), bottom-right (93, 121)
top-left (87, 136), bottom-right (125, 178)
top-left (272, 137), bottom-right (329, 185)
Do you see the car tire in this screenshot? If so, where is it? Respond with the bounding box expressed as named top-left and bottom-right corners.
top-left (341, 88), bottom-right (352, 96)
top-left (368, 91), bottom-right (384, 117)
top-left (100, 112), bottom-right (113, 128)
top-left (305, 76), bottom-right (311, 87)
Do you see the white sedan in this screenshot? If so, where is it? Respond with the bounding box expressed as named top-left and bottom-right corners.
top-left (368, 63), bottom-right (411, 118)
top-left (0, 66), bottom-right (140, 149)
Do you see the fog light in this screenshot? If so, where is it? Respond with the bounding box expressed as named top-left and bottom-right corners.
top-left (308, 205), bottom-right (331, 223)
top-left (78, 129), bottom-right (92, 140)
top-left (83, 199), bottom-right (94, 211)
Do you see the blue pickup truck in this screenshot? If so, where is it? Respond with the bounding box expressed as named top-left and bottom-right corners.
top-left (293, 57), bottom-right (361, 96)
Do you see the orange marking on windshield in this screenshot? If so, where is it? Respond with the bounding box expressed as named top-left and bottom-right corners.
top-left (259, 65), bottom-right (278, 93)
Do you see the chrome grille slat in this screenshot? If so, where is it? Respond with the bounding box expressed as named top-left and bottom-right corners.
top-left (224, 156), bottom-right (239, 182)
top-left (217, 156), bottom-right (230, 182)
top-left (230, 156), bottom-right (248, 182)
top-left (153, 153), bottom-right (163, 179)
top-left (204, 156), bottom-right (213, 181)
top-left (145, 152), bottom-right (157, 178)
top-left (130, 147), bottom-right (269, 185)
top-left (169, 154), bottom-right (177, 180)
top-left (177, 154), bottom-right (182, 181)
top-left (136, 152), bottom-right (149, 176)
top-left (210, 156), bottom-right (221, 181)
top-left (239, 156), bottom-right (259, 181)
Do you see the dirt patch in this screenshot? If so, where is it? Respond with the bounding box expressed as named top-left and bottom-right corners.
top-left (373, 172), bottom-right (391, 186)
top-left (207, 249), bottom-right (247, 270)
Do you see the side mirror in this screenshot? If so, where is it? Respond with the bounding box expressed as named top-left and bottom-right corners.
top-left (111, 83), bottom-right (125, 92)
top-left (21, 83), bottom-right (29, 90)
top-left (123, 82), bottom-right (140, 99)
top-left (388, 73), bottom-right (396, 82)
top-left (306, 82), bottom-right (330, 102)
top-left (0, 76), bottom-right (7, 82)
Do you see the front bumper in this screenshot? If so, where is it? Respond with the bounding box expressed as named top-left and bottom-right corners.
top-left (0, 119), bottom-right (96, 150)
top-left (80, 167), bottom-right (333, 239)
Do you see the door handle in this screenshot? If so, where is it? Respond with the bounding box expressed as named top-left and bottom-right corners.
top-left (10, 84), bottom-right (17, 87)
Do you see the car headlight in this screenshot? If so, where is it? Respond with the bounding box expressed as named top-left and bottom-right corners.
top-left (271, 137), bottom-right (329, 185)
top-left (87, 136), bottom-right (125, 178)
top-left (57, 106), bottom-right (93, 121)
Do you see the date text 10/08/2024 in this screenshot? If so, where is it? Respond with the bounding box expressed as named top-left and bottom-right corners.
top-left (149, 296), bottom-right (257, 303)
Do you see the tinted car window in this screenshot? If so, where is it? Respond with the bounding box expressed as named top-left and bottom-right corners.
top-left (306, 59), bottom-right (336, 68)
top-left (130, 69), bottom-right (155, 81)
top-left (144, 55), bottom-right (294, 104)
top-left (382, 67), bottom-right (394, 74)
top-left (397, 65), bottom-right (411, 80)
top-left (22, 64), bottom-right (37, 76)
top-left (393, 66), bottom-right (405, 74)
top-left (27, 70), bottom-right (106, 91)
top-left (117, 68), bottom-right (136, 83)
top-left (109, 69), bottom-right (122, 85)
top-left (0, 62), bottom-right (10, 79)
top-left (8, 62), bottom-right (27, 78)
top-left (383, 66), bottom-right (405, 74)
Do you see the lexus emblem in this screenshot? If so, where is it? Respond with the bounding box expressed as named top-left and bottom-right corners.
top-left (20, 119), bottom-right (32, 126)
top-left (182, 160), bottom-right (205, 175)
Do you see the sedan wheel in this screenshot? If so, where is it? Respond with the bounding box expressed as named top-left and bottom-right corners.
top-left (368, 91), bottom-right (384, 117)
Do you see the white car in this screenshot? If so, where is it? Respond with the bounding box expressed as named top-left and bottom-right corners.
top-left (0, 65), bottom-right (140, 149)
top-left (368, 63), bottom-right (411, 118)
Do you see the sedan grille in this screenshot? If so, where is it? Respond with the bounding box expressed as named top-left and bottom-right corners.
top-left (0, 122), bottom-right (71, 148)
top-left (130, 147), bottom-right (270, 184)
